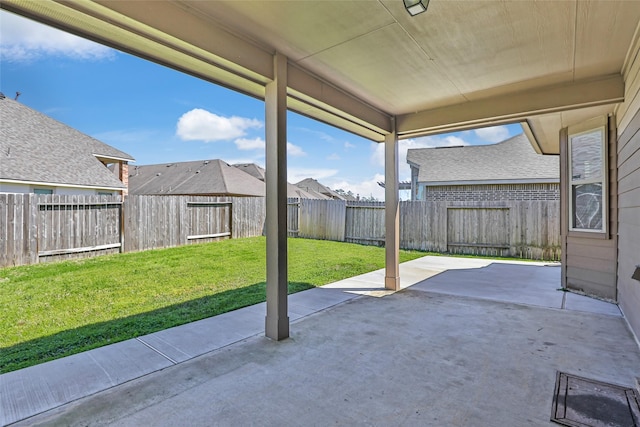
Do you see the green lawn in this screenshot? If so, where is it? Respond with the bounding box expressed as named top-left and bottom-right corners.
top-left (0, 237), bottom-right (425, 373)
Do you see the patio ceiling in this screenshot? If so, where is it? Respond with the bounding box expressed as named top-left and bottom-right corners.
top-left (3, 1), bottom-right (640, 153)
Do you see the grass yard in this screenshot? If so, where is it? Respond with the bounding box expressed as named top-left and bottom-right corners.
top-left (0, 237), bottom-right (425, 373)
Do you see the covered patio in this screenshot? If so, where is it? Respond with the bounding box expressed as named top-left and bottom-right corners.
top-left (2, 256), bottom-right (638, 425)
top-left (3, 0), bottom-right (640, 344)
top-left (2, 1), bottom-right (640, 425)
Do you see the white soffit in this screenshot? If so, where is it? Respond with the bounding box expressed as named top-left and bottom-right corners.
top-left (526, 105), bottom-right (616, 155)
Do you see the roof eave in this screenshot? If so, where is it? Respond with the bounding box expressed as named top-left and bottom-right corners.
top-left (0, 178), bottom-right (126, 190)
top-left (419, 178), bottom-right (560, 186)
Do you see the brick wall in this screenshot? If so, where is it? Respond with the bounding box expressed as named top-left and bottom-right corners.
top-left (423, 183), bottom-right (559, 202)
top-left (119, 162), bottom-right (129, 196)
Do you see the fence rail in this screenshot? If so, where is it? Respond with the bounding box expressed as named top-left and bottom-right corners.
top-left (0, 194), bottom-right (560, 267)
top-left (298, 199), bottom-right (560, 260)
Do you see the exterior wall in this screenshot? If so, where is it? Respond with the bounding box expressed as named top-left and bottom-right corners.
top-left (420, 183), bottom-right (559, 202)
top-left (560, 118), bottom-right (618, 300)
top-left (615, 35), bottom-right (640, 341)
top-left (0, 183), bottom-right (114, 196)
top-left (0, 183), bottom-right (30, 193)
top-left (112, 161), bottom-right (129, 196)
top-left (56, 187), bottom-right (112, 196)
top-left (410, 165), bottom-right (419, 200)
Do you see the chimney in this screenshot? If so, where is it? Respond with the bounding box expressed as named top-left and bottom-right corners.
top-left (119, 161), bottom-right (129, 196)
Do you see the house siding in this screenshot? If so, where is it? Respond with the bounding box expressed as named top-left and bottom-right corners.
top-left (560, 117), bottom-right (618, 301)
top-left (0, 183), bottom-right (114, 196)
top-left (615, 37), bottom-right (640, 341)
top-left (421, 183), bottom-right (559, 202)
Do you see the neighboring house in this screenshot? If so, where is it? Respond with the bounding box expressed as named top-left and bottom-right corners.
top-left (233, 163), bottom-right (326, 199)
top-left (0, 93), bottom-right (134, 196)
top-left (295, 178), bottom-right (354, 200)
top-left (128, 159), bottom-right (265, 196)
top-left (406, 134), bottom-right (559, 202)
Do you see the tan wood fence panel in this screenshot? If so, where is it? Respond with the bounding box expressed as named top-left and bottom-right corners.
top-left (0, 194), bottom-right (266, 267)
top-left (0, 195), bottom-right (560, 267)
top-left (287, 198), bottom-right (300, 237)
top-left (345, 201), bottom-right (385, 245)
top-left (298, 198), bottom-right (346, 241)
top-left (399, 200), bottom-right (447, 252)
top-left (233, 196), bottom-right (266, 238)
top-left (186, 198), bottom-right (232, 244)
top-left (446, 206), bottom-right (511, 257)
top-left (0, 193), bottom-right (38, 267)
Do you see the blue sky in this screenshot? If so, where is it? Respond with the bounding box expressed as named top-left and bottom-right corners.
top-left (0, 10), bottom-right (522, 200)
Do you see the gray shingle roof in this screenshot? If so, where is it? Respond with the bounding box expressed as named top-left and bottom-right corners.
top-left (129, 159), bottom-right (266, 196)
top-left (0, 96), bottom-right (134, 189)
top-left (233, 163), bottom-right (328, 199)
top-left (406, 133), bottom-right (559, 184)
top-left (295, 178), bottom-right (344, 200)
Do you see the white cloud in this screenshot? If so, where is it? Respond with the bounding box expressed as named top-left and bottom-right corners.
top-left (294, 127), bottom-right (335, 142)
top-left (371, 135), bottom-right (470, 181)
top-left (473, 125), bottom-right (511, 143)
top-left (235, 137), bottom-right (265, 151)
top-left (287, 143), bottom-right (306, 157)
top-left (234, 137), bottom-right (306, 156)
top-left (176, 109), bottom-right (262, 142)
top-left (344, 141), bottom-right (356, 149)
top-left (288, 168), bottom-right (338, 183)
top-left (328, 174), bottom-right (386, 201)
top-left (0, 11), bottom-right (115, 62)
top-left (326, 153), bottom-right (341, 161)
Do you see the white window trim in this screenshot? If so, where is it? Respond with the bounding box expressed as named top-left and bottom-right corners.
top-left (567, 117), bottom-right (608, 234)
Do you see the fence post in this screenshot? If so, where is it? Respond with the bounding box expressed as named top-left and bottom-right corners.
top-left (119, 195), bottom-right (125, 253)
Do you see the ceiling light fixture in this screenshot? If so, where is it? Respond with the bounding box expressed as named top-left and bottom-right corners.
top-left (404, 0), bottom-right (429, 16)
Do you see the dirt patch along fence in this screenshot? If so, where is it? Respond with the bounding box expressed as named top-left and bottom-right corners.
top-left (0, 194), bottom-right (559, 268)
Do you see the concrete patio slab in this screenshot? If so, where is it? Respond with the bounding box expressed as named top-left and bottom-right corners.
top-left (17, 288), bottom-right (640, 427)
top-left (564, 292), bottom-right (622, 317)
top-left (137, 312), bottom-right (262, 364)
top-left (0, 339), bottom-right (173, 426)
top-left (412, 262), bottom-right (564, 309)
top-left (287, 287), bottom-right (358, 311)
top-left (1, 255), bottom-right (630, 426)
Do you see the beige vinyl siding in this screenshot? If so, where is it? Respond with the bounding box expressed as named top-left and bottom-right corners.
top-left (614, 30), bottom-right (640, 340)
top-left (560, 117), bottom-right (618, 300)
top-left (616, 97), bottom-right (640, 340)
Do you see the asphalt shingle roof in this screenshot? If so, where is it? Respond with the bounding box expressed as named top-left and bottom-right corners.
top-left (406, 133), bottom-right (559, 184)
top-left (233, 163), bottom-right (328, 199)
top-left (295, 178), bottom-right (344, 200)
top-left (0, 95), bottom-right (134, 189)
top-left (129, 159), bottom-right (266, 196)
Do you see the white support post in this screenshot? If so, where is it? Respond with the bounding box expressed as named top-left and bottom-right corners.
top-left (385, 121), bottom-right (400, 291)
top-left (265, 52), bottom-right (289, 340)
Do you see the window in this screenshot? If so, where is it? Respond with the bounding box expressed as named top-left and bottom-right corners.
top-left (33, 188), bottom-right (53, 195)
top-left (97, 192), bottom-right (113, 196)
top-left (568, 120), bottom-right (607, 233)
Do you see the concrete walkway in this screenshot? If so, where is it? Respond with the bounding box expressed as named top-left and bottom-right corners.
top-left (2, 256), bottom-right (638, 426)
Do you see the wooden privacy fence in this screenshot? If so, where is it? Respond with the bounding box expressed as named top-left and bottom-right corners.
top-left (296, 199), bottom-right (561, 261)
top-left (0, 194), bottom-right (265, 267)
top-left (1, 194), bottom-right (560, 267)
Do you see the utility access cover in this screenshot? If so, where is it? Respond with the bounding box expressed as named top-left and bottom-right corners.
top-left (551, 371), bottom-right (640, 427)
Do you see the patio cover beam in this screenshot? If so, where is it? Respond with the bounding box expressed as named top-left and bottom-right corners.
top-left (0, 0), bottom-right (392, 142)
top-left (265, 53), bottom-right (289, 341)
top-left (396, 74), bottom-right (624, 139)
